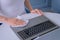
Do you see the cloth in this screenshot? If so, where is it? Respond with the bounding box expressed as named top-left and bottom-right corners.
top-left (0, 0), bottom-right (25, 18)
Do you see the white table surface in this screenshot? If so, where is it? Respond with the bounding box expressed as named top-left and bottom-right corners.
top-left (44, 12), bottom-right (60, 26)
top-left (0, 23), bottom-right (20, 40)
top-left (0, 12), bottom-right (60, 40)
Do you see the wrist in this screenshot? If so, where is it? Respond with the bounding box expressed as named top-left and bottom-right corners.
top-left (0, 17), bottom-right (8, 22)
top-left (29, 7), bottom-right (33, 12)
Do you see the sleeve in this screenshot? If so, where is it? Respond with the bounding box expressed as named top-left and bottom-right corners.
top-left (0, 1), bottom-right (3, 16)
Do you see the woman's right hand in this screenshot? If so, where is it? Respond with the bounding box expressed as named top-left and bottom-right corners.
top-left (0, 16), bottom-right (8, 22)
top-left (0, 16), bottom-right (26, 27)
top-left (5, 18), bottom-right (26, 27)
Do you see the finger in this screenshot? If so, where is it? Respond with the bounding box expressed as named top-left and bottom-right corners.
top-left (35, 9), bottom-right (42, 15)
top-left (30, 10), bottom-right (36, 14)
top-left (16, 20), bottom-right (26, 25)
top-left (39, 10), bottom-right (43, 15)
top-left (35, 9), bottom-right (43, 16)
top-left (39, 10), bottom-right (43, 14)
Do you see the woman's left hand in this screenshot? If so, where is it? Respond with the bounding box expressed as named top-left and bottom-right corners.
top-left (30, 9), bottom-right (43, 16)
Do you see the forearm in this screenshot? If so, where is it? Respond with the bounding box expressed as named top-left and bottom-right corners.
top-left (25, 0), bottom-right (33, 11)
top-left (0, 16), bottom-right (8, 22)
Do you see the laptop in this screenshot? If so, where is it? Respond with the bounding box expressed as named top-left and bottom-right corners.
top-left (9, 13), bottom-right (59, 40)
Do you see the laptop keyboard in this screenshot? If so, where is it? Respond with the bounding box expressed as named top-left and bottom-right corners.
top-left (18, 21), bottom-right (57, 40)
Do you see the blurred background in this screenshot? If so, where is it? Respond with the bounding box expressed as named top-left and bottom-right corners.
top-left (27, 0), bottom-right (60, 13)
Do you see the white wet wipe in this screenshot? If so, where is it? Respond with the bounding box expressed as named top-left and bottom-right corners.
top-left (11, 13), bottom-right (40, 27)
top-left (11, 16), bottom-right (29, 27)
top-left (19, 13), bottom-right (40, 20)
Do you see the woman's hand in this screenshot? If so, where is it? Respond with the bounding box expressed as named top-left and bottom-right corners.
top-left (30, 9), bottom-right (43, 16)
top-left (5, 18), bottom-right (26, 26)
top-left (0, 16), bottom-right (8, 22)
top-left (0, 16), bottom-right (26, 27)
